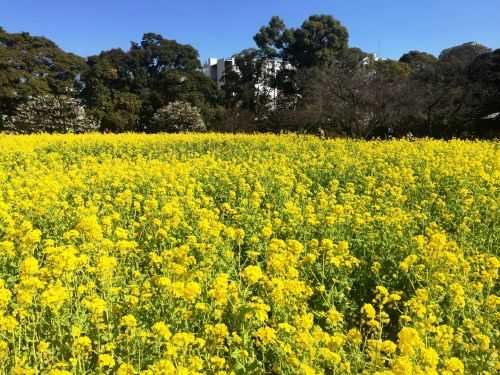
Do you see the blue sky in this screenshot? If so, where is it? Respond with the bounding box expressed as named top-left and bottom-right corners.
top-left (1, 1), bottom-right (499, 62)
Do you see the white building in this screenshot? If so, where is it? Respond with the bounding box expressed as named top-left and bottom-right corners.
top-left (202, 57), bottom-right (239, 89)
top-left (203, 57), bottom-right (291, 110)
top-left (203, 53), bottom-right (378, 87)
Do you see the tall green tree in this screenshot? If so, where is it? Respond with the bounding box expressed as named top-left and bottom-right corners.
top-left (254, 15), bottom-right (349, 68)
top-left (435, 42), bottom-right (491, 136)
top-left (81, 33), bottom-right (219, 132)
top-left (398, 43), bottom-right (493, 137)
top-left (0, 27), bottom-right (85, 118)
top-left (468, 49), bottom-right (500, 137)
top-left (248, 14), bottom-right (350, 124)
top-left (399, 51), bottom-right (438, 82)
top-left (439, 42), bottom-right (491, 71)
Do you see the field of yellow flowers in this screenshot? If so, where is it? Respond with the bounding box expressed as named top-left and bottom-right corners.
top-left (0, 133), bottom-right (498, 375)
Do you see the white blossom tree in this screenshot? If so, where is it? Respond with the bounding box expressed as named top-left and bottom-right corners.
top-left (150, 101), bottom-right (206, 133)
top-left (4, 95), bottom-right (99, 134)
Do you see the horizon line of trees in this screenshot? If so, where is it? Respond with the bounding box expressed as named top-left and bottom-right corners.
top-left (0, 17), bottom-right (499, 139)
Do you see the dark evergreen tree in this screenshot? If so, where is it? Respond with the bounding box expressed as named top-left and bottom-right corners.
top-left (0, 28), bottom-right (85, 118)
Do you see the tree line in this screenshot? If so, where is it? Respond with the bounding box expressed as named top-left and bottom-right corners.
top-left (0, 16), bottom-right (499, 138)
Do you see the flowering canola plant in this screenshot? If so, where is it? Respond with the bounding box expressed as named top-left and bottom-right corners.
top-left (0, 133), bottom-right (498, 374)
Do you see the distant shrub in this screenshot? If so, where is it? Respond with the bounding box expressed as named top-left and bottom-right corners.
top-left (151, 101), bottom-right (206, 133)
top-left (4, 95), bottom-right (99, 134)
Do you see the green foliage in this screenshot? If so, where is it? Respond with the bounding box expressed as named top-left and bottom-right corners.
top-left (80, 33), bottom-right (219, 132)
top-left (400, 51), bottom-right (438, 79)
top-left (0, 28), bottom-right (85, 116)
top-left (439, 42), bottom-right (491, 70)
top-left (467, 49), bottom-right (500, 137)
top-left (374, 60), bottom-right (412, 81)
top-left (255, 15), bottom-right (349, 68)
top-left (254, 16), bottom-right (287, 58)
